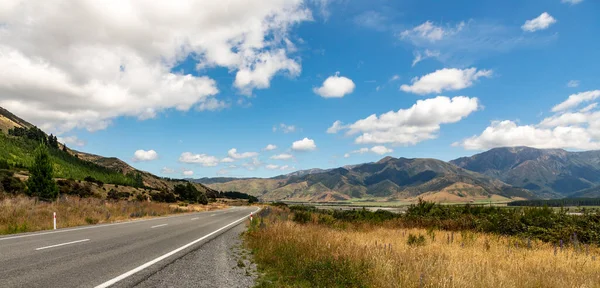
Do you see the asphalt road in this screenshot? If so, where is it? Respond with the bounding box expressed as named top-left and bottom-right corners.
top-left (0, 206), bottom-right (258, 288)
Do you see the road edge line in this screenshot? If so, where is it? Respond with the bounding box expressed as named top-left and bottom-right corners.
top-left (94, 207), bottom-right (260, 288)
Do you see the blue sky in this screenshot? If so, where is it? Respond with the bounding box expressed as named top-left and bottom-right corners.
top-left (1, 0), bottom-right (599, 178)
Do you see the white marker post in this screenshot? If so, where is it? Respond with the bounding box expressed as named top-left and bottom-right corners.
top-left (249, 212), bottom-right (253, 222)
top-left (53, 212), bottom-right (57, 230)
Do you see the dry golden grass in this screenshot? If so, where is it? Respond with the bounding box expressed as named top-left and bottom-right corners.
top-left (247, 209), bottom-right (600, 288)
top-left (0, 195), bottom-right (228, 234)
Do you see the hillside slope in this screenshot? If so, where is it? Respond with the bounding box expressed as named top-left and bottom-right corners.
top-left (451, 147), bottom-right (600, 198)
top-left (0, 106), bottom-right (215, 195)
top-left (207, 157), bottom-right (534, 202)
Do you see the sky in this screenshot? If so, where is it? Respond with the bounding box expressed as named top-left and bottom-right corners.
top-left (0, 0), bottom-right (599, 178)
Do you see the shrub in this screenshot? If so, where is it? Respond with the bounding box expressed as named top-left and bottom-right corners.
top-left (85, 217), bottom-right (99, 225)
top-left (26, 144), bottom-right (58, 201)
top-left (293, 210), bottom-right (312, 224)
top-left (407, 233), bottom-right (426, 246)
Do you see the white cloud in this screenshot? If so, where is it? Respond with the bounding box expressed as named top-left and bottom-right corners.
top-left (522, 12), bottom-right (557, 32)
top-left (326, 120), bottom-right (344, 134)
top-left (57, 135), bottom-right (86, 147)
top-left (292, 138), bottom-right (317, 151)
top-left (242, 158), bottom-right (263, 171)
top-left (400, 68), bottom-right (492, 95)
top-left (400, 21), bottom-right (465, 42)
top-left (346, 146), bottom-right (393, 157)
top-left (228, 148), bottom-right (259, 159)
top-left (271, 153), bottom-right (294, 160)
top-left (370, 145), bottom-right (394, 155)
top-left (132, 149), bottom-right (158, 162)
top-left (263, 144), bottom-right (278, 151)
top-left (412, 49), bottom-right (440, 67)
top-left (562, 0), bottom-right (584, 4)
top-left (182, 169), bottom-right (194, 176)
top-left (216, 169), bottom-right (229, 176)
top-left (273, 123), bottom-right (297, 133)
top-left (266, 164), bottom-right (294, 170)
top-left (179, 152), bottom-right (219, 167)
top-left (0, 1), bottom-right (311, 133)
top-left (390, 75), bottom-right (400, 82)
top-left (331, 96), bottom-right (480, 145)
top-left (456, 90), bottom-right (600, 150)
top-left (161, 167), bottom-right (175, 174)
top-left (567, 80), bottom-right (580, 88)
top-left (551, 90), bottom-right (600, 112)
top-left (313, 72), bottom-right (355, 98)
top-left (354, 11), bottom-right (387, 31)
top-left (197, 98), bottom-right (230, 111)
top-left (220, 157), bottom-right (235, 163)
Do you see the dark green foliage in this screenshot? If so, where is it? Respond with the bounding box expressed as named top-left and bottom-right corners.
top-left (126, 172), bottom-right (144, 188)
top-left (509, 198), bottom-right (600, 207)
top-left (107, 189), bottom-right (130, 201)
top-left (174, 183), bottom-right (208, 204)
top-left (331, 208), bottom-right (399, 222)
top-left (56, 179), bottom-right (94, 198)
top-left (150, 190), bottom-right (177, 203)
top-left (84, 176), bottom-right (104, 187)
top-left (135, 194), bottom-right (146, 202)
top-left (0, 170), bottom-right (25, 194)
top-left (0, 159), bottom-right (9, 170)
top-left (48, 134), bottom-right (59, 149)
top-left (0, 133), bottom-right (138, 186)
top-left (26, 145), bottom-right (58, 201)
top-left (407, 233), bottom-right (426, 246)
top-left (218, 191), bottom-right (258, 202)
top-left (292, 210), bottom-right (313, 224)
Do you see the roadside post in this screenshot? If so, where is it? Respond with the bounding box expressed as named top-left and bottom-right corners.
top-left (249, 212), bottom-right (253, 222)
top-left (53, 212), bottom-right (57, 230)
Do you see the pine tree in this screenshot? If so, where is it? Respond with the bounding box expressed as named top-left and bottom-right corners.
top-left (26, 144), bottom-right (58, 201)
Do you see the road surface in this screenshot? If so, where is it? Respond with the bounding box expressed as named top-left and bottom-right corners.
top-left (0, 206), bottom-right (258, 288)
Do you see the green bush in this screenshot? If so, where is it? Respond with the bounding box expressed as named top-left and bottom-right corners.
top-left (407, 233), bottom-right (426, 246)
top-left (293, 211), bottom-right (312, 224)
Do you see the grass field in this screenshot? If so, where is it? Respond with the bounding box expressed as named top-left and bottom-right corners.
top-left (0, 195), bottom-right (228, 235)
top-left (246, 206), bottom-right (600, 288)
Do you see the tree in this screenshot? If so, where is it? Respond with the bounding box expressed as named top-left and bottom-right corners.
top-left (26, 144), bottom-right (58, 201)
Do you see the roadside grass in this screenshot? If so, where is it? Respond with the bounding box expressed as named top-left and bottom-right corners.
top-left (246, 207), bottom-right (600, 288)
top-left (0, 195), bottom-right (228, 235)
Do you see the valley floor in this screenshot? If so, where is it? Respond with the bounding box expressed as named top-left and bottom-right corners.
top-left (246, 207), bottom-right (600, 288)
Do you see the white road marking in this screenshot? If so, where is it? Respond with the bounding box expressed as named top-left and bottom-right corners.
top-left (36, 239), bottom-right (90, 251)
top-left (151, 224), bottom-right (168, 229)
top-left (210, 214), bottom-right (216, 217)
top-left (191, 217), bottom-right (199, 220)
top-left (94, 208), bottom-right (260, 288)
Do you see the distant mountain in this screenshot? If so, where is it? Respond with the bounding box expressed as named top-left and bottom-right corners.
top-left (207, 156), bottom-right (534, 202)
top-left (451, 147), bottom-right (600, 198)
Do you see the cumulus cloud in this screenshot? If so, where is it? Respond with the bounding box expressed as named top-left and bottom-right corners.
top-left (567, 80), bottom-right (580, 88)
top-left (326, 120), bottom-right (344, 134)
top-left (220, 157), bottom-right (235, 163)
top-left (313, 72), bottom-right (355, 98)
top-left (264, 144), bottom-right (278, 151)
top-left (161, 167), bottom-right (175, 174)
top-left (292, 138), bottom-right (317, 151)
top-left (400, 21), bottom-right (465, 42)
top-left (242, 158), bottom-right (263, 171)
top-left (0, 1), bottom-right (311, 133)
top-left (216, 169), bottom-right (229, 176)
top-left (179, 152), bottom-right (219, 167)
top-left (182, 169), bottom-right (194, 176)
top-left (551, 90), bottom-right (600, 112)
top-left (400, 68), bottom-right (492, 95)
top-left (456, 90), bottom-right (600, 150)
top-left (273, 123), bottom-right (297, 133)
top-left (228, 148), bottom-right (259, 159)
top-left (57, 135), bottom-right (86, 147)
top-left (522, 12), bottom-right (557, 32)
top-left (271, 153), bottom-right (294, 160)
top-left (330, 96), bottom-right (480, 145)
top-left (132, 149), bottom-right (158, 162)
